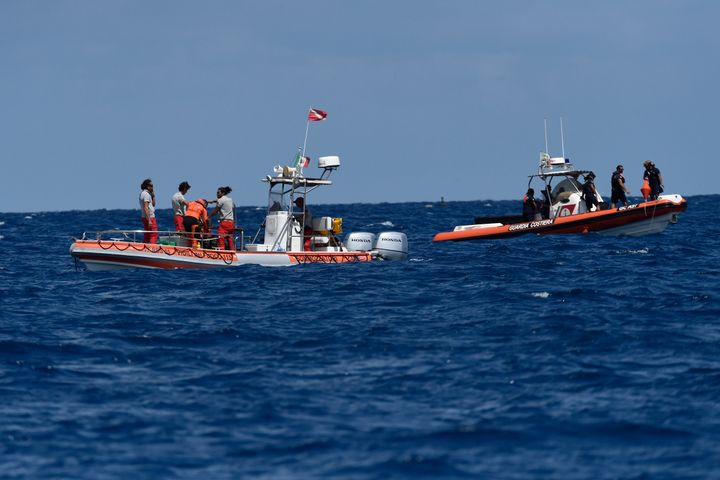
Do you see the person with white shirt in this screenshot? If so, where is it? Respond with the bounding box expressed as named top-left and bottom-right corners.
top-left (171, 181), bottom-right (191, 231)
top-left (209, 186), bottom-right (236, 250)
top-left (139, 179), bottom-right (157, 244)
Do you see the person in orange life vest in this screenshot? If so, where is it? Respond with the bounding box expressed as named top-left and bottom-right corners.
top-left (139, 178), bottom-right (158, 244)
top-left (209, 186), bottom-right (236, 251)
top-left (171, 181), bottom-right (191, 231)
top-left (294, 197), bottom-right (313, 250)
top-left (183, 199), bottom-right (209, 246)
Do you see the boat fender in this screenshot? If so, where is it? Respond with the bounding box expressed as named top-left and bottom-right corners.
top-left (641, 179), bottom-right (651, 201)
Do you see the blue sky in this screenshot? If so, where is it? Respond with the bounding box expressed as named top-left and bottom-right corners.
top-left (2, 1), bottom-right (718, 212)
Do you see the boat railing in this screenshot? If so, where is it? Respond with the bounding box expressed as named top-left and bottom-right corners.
top-left (78, 229), bottom-right (247, 251)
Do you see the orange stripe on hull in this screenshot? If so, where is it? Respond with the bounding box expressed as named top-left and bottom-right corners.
top-left (288, 252), bottom-right (372, 263)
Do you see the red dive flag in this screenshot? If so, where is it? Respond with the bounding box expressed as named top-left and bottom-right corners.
top-left (308, 108), bottom-right (328, 122)
top-left (301, 155), bottom-right (310, 168)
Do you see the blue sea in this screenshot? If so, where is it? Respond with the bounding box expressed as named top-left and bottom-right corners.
top-left (1, 196), bottom-right (719, 479)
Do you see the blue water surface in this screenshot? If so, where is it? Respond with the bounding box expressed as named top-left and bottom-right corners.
top-left (1, 196), bottom-right (719, 479)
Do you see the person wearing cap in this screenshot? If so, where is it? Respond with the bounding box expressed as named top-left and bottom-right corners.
top-left (610, 165), bottom-right (630, 208)
top-left (183, 199), bottom-right (209, 247)
top-left (171, 181), bottom-right (191, 231)
top-left (522, 188), bottom-right (541, 221)
top-left (642, 160), bottom-right (664, 200)
top-left (581, 172), bottom-right (599, 212)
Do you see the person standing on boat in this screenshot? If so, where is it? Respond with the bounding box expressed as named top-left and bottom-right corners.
top-left (581, 172), bottom-right (599, 212)
top-left (522, 188), bottom-right (541, 221)
top-left (171, 181), bottom-right (191, 232)
top-left (642, 160), bottom-right (664, 200)
top-left (610, 165), bottom-right (630, 208)
top-left (294, 197), bottom-right (313, 250)
top-left (139, 178), bottom-right (158, 244)
top-left (209, 186), bottom-right (235, 250)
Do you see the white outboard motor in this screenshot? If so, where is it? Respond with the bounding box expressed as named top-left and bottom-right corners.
top-left (374, 232), bottom-right (408, 260)
top-left (345, 232), bottom-right (376, 252)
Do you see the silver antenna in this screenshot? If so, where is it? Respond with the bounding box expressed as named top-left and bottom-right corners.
top-left (544, 119), bottom-right (549, 154)
top-left (560, 117), bottom-right (566, 158)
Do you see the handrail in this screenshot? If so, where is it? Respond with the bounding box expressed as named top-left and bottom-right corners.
top-left (84, 229), bottom-right (224, 239)
top-left (78, 229), bottom-right (244, 251)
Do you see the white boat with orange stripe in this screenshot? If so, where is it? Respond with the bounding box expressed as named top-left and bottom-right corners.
top-left (71, 154), bottom-right (408, 270)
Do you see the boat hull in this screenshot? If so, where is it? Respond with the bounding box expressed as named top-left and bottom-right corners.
top-left (70, 240), bottom-right (373, 270)
top-left (433, 195), bottom-right (688, 242)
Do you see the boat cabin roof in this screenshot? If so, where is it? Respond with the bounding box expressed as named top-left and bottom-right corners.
top-left (531, 169), bottom-right (594, 180)
top-left (263, 176), bottom-right (332, 187)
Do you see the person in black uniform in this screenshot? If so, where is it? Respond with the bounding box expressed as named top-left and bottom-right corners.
top-left (522, 188), bottom-right (540, 221)
top-left (610, 165), bottom-right (630, 208)
top-left (581, 172), bottom-right (599, 212)
top-left (643, 160), bottom-right (664, 200)
top-left (540, 187), bottom-right (551, 219)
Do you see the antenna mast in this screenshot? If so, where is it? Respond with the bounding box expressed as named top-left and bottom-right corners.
top-left (560, 117), bottom-right (566, 158)
top-left (544, 119), bottom-right (549, 154)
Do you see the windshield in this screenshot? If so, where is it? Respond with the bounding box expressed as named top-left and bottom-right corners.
top-left (268, 189), bottom-right (287, 212)
top-left (551, 178), bottom-right (582, 199)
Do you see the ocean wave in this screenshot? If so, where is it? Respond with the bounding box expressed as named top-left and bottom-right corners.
top-left (616, 248), bottom-right (649, 254)
top-left (0, 196), bottom-right (718, 479)
top-left (366, 220), bottom-right (395, 227)
top-left (531, 292), bottom-right (550, 298)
